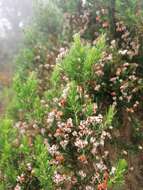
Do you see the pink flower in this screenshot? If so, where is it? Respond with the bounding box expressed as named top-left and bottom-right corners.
top-left (14, 184), bottom-right (21, 190)
top-left (78, 170), bottom-right (87, 179)
top-left (75, 138), bottom-right (88, 149)
top-left (53, 172), bottom-right (65, 184)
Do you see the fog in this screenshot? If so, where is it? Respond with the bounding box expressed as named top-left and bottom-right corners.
top-left (0, 0), bottom-right (33, 71)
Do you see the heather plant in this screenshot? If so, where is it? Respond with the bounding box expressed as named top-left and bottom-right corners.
top-left (108, 159), bottom-right (127, 189)
top-left (52, 34), bottom-right (143, 115)
top-left (1, 0), bottom-right (143, 190)
top-left (51, 34), bottom-right (106, 86)
top-left (33, 136), bottom-right (54, 189)
top-left (33, 0), bottom-right (63, 40)
top-left (15, 48), bottom-right (35, 77)
top-left (24, 0), bottom-right (64, 48)
top-left (9, 72), bottom-right (39, 120)
top-left (13, 136), bottom-right (54, 190)
top-left (43, 35), bottom-right (129, 189)
top-left (0, 118), bottom-right (54, 189)
top-left (0, 118), bottom-right (18, 189)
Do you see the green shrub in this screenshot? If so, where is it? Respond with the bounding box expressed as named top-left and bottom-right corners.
top-left (45, 35), bottom-right (127, 189)
top-left (1, 0), bottom-right (143, 189)
top-left (0, 118), bottom-right (18, 189)
top-left (34, 136), bottom-right (54, 189)
top-left (108, 159), bottom-right (128, 189)
top-left (9, 72), bottom-right (39, 120)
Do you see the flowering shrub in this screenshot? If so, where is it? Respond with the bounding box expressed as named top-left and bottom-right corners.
top-left (42, 35), bottom-right (128, 189)
top-left (0, 118), bottom-right (54, 190)
top-left (52, 34), bottom-right (143, 115)
top-left (9, 72), bottom-right (41, 121)
top-left (13, 136), bottom-right (54, 190)
top-left (1, 0), bottom-right (143, 189)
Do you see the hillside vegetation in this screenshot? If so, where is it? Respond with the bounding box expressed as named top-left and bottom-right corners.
top-left (0, 0), bottom-right (143, 190)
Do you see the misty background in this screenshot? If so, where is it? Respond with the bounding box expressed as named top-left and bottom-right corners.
top-left (0, 0), bottom-right (33, 78)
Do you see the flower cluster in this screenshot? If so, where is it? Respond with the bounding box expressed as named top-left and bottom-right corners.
top-left (56, 47), bottom-right (69, 64)
top-left (14, 121), bottom-right (41, 146)
top-left (14, 162), bottom-right (34, 190)
top-left (85, 40), bottom-right (143, 114)
top-left (44, 82), bottom-right (114, 189)
top-left (64, 10), bottom-right (90, 38)
top-left (42, 31), bottom-right (142, 186)
top-left (34, 45), bottom-right (58, 93)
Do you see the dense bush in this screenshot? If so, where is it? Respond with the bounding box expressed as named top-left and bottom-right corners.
top-left (44, 35), bottom-right (129, 189)
top-left (1, 0), bottom-right (143, 189)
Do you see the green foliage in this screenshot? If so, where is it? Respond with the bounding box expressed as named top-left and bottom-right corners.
top-left (85, 102), bottom-right (95, 117)
top-left (12, 72), bottom-right (38, 119)
top-left (53, 34), bottom-right (106, 85)
top-left (83, 34), bottom-right (106, 81)
top-left (116, 0), bottom-right (143, 27)
top-left (33, 0), bottom-right (63, 43)
top-left (15, 48), bottom-right (35, 75)
top-left (51, 63), bottom-right (62, 87)
top-left (7, 71), bottom-right (46, 124)
top-left (59, 0), bottom-right (82, 13)
top-left (34, 136), bottom-right (54, 189)
top-left (62, 34), bottom-right (87, 83)
top-left (103, 105), bottom-right (116, 128)
top-left (24, 25), bottom-right (40, 46)
top-left (31, 97), bottom-right (46, 123)
top-left (0, 118), bottom-right (18, 188)
top-left (19, 136), bottom-right (31, 157)
top-left (108, 159), bottom-right (128, 188)
top-left (1, 0), bottom-right (143, 189)
top-left (66, 81), bottom-right (82, 124)
top-left (0, 118), bottom-right (54, 189)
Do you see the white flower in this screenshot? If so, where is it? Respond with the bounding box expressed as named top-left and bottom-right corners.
top-left (110, 167), bottom-right (116, 175)
top-left (111, 40), bottom-right (116, 47)
top-left (48, 145), bottom-right (59, 156)
top-left (122, 150), bottom-right (128, 155)
top-left (94, 84), bottom-right (101, 91)
top-left (93, 142), bottom-right (99, 148)
top-left (53, 172), bottom-right (65, 184)
top-left (14, 184), bottom-right (21, 190)
top-left (75, 138), bottom-right (88, 149)
top-left (41, 128), bottom-right (46, 135)
top-left (109, 126), bottom-right (113, 130)
top-left (138, 145), bottom-right (143, 150)
top-left (60, 140), bottom-right (68, 149)
top-left (78, 170), bottom-right (86, 178)
top-left (94, 114), bottom-right (103, 124)
top-left (119, 96), bottom-right (123, 101)
top-left (96, 161), bottom-right (107, 171)
top-left (102, 130), bottom-right (107, 137)
top-left (67, 118), bottom-right (73, 126)
top-left (100, 139), bottom-right (105, 146)
top-left (27, 163), bottom-right (32, 171)
top-left (72, 131), bottom-right (78, 136)
top-left (96, 10), bottom-right (100, 15)
top-left (91, 147), bottom-right (97, 155)
top-left (106, 54), bottom-right (112, 60)
top-left (85, 185), bottom-right (94, 190)
top-left (90, 137), bottom-right (96, 143)
top-left (104, 151), bottom-right (109, 157)
top-left (119, 49), bottom-right (128, 55)
top-left (129, 167), bottom-right (134, 171)
top-left (47, 111), bottom-right (55, 125)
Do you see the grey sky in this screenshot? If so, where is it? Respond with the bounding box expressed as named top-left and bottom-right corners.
top-left (0, 0), bottom-right (33, 38)
top-left (0, 0), bottom-right (33, 68)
